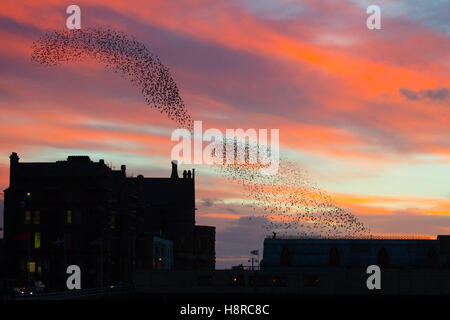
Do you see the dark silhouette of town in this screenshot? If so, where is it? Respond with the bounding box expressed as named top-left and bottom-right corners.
top-left (0, 153), bottom-right (213, 291)
top-left (0, 153), bottom-right (449, 299)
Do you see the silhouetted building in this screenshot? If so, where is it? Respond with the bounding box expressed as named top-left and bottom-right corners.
top-left (0, 240), bottom-right (5, 278)
top-left (261, 236), bottom-right (450, 270)
top-left (194, 226), bottom-right (216, 270)
top-left (130, 161), bottom-right (215, 270)
top-left (135, 235), bottom-right (173, 270)
top-left (1, 153), bottom-right (215, 289)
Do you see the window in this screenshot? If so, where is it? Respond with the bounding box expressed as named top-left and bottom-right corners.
top-left (33, 210), bottom-right (40, 224)
top-left (66, 210), bottom-right (72, 224)
top-left (24, 211), bottom-right (31, 224)
top-left (329, 246), bottom-right (340, 266)
top-left (28, 261), bottom-right (36, 273)
top-left (34, 232), bottom-right (41, 249)
top-left (280, 246), bottom-right (291, 266)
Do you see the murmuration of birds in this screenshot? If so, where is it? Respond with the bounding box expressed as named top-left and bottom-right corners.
top-left (214, 140), bottom-right (370, 237)
top-left (31, 27), bottom-right (370, 238)
top-left (31, 27), bottom-right (193, 130)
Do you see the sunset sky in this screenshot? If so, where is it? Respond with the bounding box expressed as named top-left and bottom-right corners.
top-left (0, 0), bottom-right (449, 268)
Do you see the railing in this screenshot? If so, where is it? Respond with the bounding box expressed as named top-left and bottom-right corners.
top-left (231, 266), bottom-right (261, 271)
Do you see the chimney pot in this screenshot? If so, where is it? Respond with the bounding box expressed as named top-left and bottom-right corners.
top-left (170, 160), bottom-right (179, 179)
top-left (10, 152), bottom-right (19, 164)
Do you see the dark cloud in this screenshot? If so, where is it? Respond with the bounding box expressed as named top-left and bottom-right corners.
top-left (400, 87), bottom-right (449, 102)
top-left (399, 88), bottom-right (419, 100)
top-left (225, 206), bottom-right (237, 214)
top-left (201, 198), bottom-right (215, 207)
top-left (422, 88), bottom-right (449, 101)
top-left (0, 16), bottom-right (41, 38)
top-left (197, 198), bottom-right (247, 216)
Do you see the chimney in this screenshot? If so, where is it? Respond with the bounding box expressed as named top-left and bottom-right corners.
top-left (9, 152), bottom-right (19, 187)
top-left (170, 160), bottom-right (179, 179)
top-left (10, 152), bottom-right (19, 164)
top-left (121, 165), bottom-right (126, 173)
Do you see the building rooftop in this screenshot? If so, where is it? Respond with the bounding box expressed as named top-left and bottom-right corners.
top-left (265, 235), bottom-right (437, 241)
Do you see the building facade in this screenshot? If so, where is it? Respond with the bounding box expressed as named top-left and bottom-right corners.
top-left (261, 236), bottom-right (450, 270)
top-left (1, 153), bottom-right (215, 289)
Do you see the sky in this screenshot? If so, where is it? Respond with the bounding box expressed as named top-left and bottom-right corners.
top-left (0, 0), bottom-right (449, 268)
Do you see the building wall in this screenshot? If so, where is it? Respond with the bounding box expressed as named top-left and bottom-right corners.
top-left (1, 154), bottom-right (216, 289)
top-left (194, 226), bottom-right (216, 270)
top-left (3, 154), bottom-right (137, 288)
top-left (152, 236), bottom-right (173, 270)
top-left (135, 268), bottom-right (450, 295)
top-left (262, 238), bottom-right (447, 269)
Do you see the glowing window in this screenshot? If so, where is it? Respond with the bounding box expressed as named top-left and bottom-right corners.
top-left (66, 210), bottom-right (72, 224)
top-left (33, 211), bottom-right (40, 224)
top-left (25, 211), bottom-right (31, 224)
top-left (28, 262), bottom-right (36, 273)
top-left (34, 232), bottom-right (41, 249)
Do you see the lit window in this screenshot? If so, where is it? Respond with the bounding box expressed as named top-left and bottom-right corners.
top-left (28, 262), bottom-right (36, 273)
top-left (33, 211), bottom-right (40, 224)
top-left (37, 266), bottom-right (42, 273)
top-left (34, 232), bottom-right (41, 249)
top-left (25, 211), bottom-right (31, 224)
top-left (66, 210), bottom-right (72, 224)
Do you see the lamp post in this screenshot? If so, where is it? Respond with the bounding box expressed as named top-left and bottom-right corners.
top-left (248, 257), bottom-right (259, 271)
top-left (250, 250), bottom-right (259, 270)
